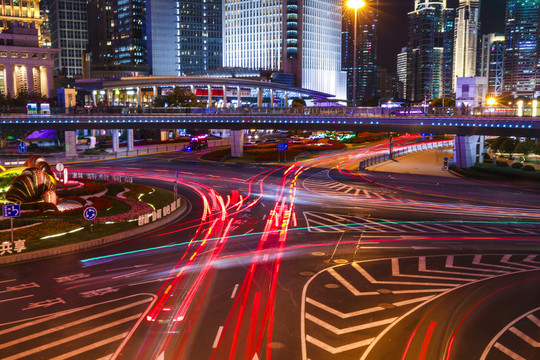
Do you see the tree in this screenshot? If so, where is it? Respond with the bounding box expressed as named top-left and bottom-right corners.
top-left (515, 141), bottom-right (536, 156)
top-left (430, 97), bottom-right (455, 107)
top-left (291, 98), bottom-right (306, 107)
top-left (489, 136), bottom-right (507, 152)
top-left (499, 138), bottom-right (517, 154)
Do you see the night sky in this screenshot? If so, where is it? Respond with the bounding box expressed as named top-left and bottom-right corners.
top-left (377, 0), bottom-right (507, 72)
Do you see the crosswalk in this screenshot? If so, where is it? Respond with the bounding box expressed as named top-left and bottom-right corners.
top-left (0, 294), bottom-right (153, 360)
top-left (302, 254), bottom-right (540, 360)
top-left (302, 211), bottom-right (539, 236)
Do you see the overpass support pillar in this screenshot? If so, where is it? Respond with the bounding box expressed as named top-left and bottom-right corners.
top-left (237, 86), bottom-right (241, 108)
top-left (223, 85), bottom-right (227, 107)
top-left (127, 129), bottom-right (134, 152)
top-left (105, 90), bottom-right (111, 106)
top-left (112, 129), bottom-right (120, 153)
top-left (207, 85), bottom-right (212, 108)
top-left (257, 88), bottom-right (263, 108)
top-left (454, 135), bottom-right (485, 168)
top-left (137, 87), bottom-right (142, 107)
top-left (270, 90), bottom-right (275, 108)
top-left (64, 131), bottom-right (77, 158)
top-left (91, 91), bottom-right (97, 106)
top-left (285, 92), bottom-right (289, 107)
top-left (153, 86), bottom-right (158, 99)
top-left (230, 130), bottom-right (244, 158)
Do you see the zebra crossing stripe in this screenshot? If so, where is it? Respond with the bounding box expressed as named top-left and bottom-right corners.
top-left (48, 333), bottom-right (128, 360)
top-left (409, 222), bottom-right (447, 233)
top-left (363, 190), bottom-right (371, 198)
top-left (3, 315), bottom-right (140, 360)
top-left (354, 189), bottom-right (361, 196)
top-left (516, 228), bottom-right (537, 234)
top-left (306, 335), bottom-right (374, 355)
top-left (460, 225), bottom-right (491, 234)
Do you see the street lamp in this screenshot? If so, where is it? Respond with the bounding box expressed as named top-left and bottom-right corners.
top-left (347, 0), bottom-right (366, 107)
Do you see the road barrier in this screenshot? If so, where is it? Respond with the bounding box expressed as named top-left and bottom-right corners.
top-left (358, 140), bottom-right (454, 170)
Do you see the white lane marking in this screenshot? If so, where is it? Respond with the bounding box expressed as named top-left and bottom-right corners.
top-left (501, 254), bottom-right (540, 269)
top-left (48, 333), bottom-right (128, 360)
top-left (363, 218), bottom-right (401, 232)
top-left (524, 255), bottom-right (539, 264)
top-left (354, 189), bottom-right (361, 196)
top-left (306, 313), bottom-right (396, 335)
top-left (3, 315), bottom-right (140, 360)
top-left (480, 307), bottom-right (540, 360)
top-left (343, 187), bottom-right (353, 194)
top-left (230, 284), bottom-right (240, 299)
top-left (0, 295), bottom-right (33, 303)
top-left (112, 269), bottom-right (147, 279)
top-left (461, 225), bottom-right (491, 234)
top-left (363, 190), bottom-right (371, 198)
top-left (327, 269), bottom-right (378, 296)
top-left (418, 256), bottom-right (489, 278)
top-left (373, 193), bottom-right (385, 200)
top-left (212, 326), bottom-right (224, 348)
top-left (95, 355), bottom-right (114, 360)
top-left (409, 222), bottom-right (447, 233)
top-left (393, 296), bottom-right (435, 307)
top-left (509, 326), bottom-right (540, 347)
top-left (437, 224), bottom-right (469, 233)
top-left (352, 262), bottom-right (461, 287)
top-left (128, 278), bottom-right (168, 286)
top-left (392, 258), bottom-right (473, 282)
top-left (528, 314), bottom-right (540, 327)
top-left (306, 297), bottom-right (384, 318)
top-left (399, 224), bottom-right (428, 233)
top-left (306, 335), bottom-right (374, 354)
top-left (106, 264), bottom-right (152, 272)
top-left (493, 343), bottom-right (526, 360)
top-left (0, 279), bottom-right (16, 284)
top-left (516, 228), bottom-right (537, 234)
top-left (0, 298), bottom-right (151, 350)
top-left (446, 255), bottom-right (509, 274)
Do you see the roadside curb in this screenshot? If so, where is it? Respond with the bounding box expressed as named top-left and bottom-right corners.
top-left (0, 198), bottom-right (189, 265)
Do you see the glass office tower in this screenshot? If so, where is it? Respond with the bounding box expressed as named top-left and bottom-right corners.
top-left (503, 0), bottom-right (540, 97)
top-left (406, 0), bottom-right (455, 101)
top-left (342, 1), bottom-right (378, 103)
top-left (223, 0), bottom-right (346, 98)
top-left (479, 33), bottom-right (504, 96)
top-left (452, 0), bottom-right (480, 91)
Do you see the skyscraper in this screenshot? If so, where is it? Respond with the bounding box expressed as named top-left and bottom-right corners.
top-left (479, 33), bottom-right (504, 96)
top-left (452, 0), bottom-right (480, 91)
top-left (397, 48), bottom-right (408, 99)
top-left (406, 0), bottom-right (455, 101)
top-left (342, 1), bottom-right (378, 104)
top-left (503, 0), bottom-right (540, 97)
top-left (46, 0), bottom-right (88, 77)
top-left (223, 0), bottom-right (346, 98)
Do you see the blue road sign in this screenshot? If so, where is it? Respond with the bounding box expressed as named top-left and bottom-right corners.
top-left (18, 142), bottom-right (27, 153)
top-left (83, 207), bottom-right (97, 221)
top-left (3, 204), bottom-right (21, 218)
top-left (277, 143), bottom-right (288, 151)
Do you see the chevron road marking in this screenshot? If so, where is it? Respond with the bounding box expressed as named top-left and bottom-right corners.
top-left (418, 256), bottom-right (490, 278)
top-left (528, 314), bottom-right (540, 327)
top-left (354, 189), bottom-right (361, 196)
top-left (363, 190), bottom-right (371, 198)
top-left (391, 258), bottom-right (474, 282)
top-left (306, 335), bottom-right (374, 354)
top-left (48, 332), bottom-right (128, 360)
top-left (0, 295), bottom-right (33, 303)
top-left (96, 355), bottom-right (114, 360)
top-left (437, 224), bottom-right (469, 233)
top-left (509, 327), bottom-right (540, 347)
top-left (501, 254), bottom-right (540, 269)
top-left (524, 255), bottom-right (540, 264)
top-left (445, 255), bottom-right (510, 274)
top-left (306, 313), bottom-right (396, 335)
top-left (409, 222), bottom-right (447, 233)
top-left (461, 225), bottom-right (491, 234)
top-left (352, 262), bottom-right (462, 287)
top-left (3, 315), bottom-right (140, 360)
top-left (473, 255), bottom-right (525, 271)
top-left (327, 269), bottom-right (379, 296)
top-left (493, 343), bottom-right (527, 360)
top-left (0, 298), bottom-right (151, 350)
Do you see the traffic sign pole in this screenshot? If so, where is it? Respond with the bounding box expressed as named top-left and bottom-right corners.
top-left (10, 217), bottom-right (13, 245)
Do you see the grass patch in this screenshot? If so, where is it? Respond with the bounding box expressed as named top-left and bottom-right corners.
top-left (451, 163), bottom-right (540, 182)
top-left (140, 187), bottom-right (177, 211)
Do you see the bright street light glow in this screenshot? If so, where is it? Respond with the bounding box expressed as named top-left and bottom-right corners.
top-left (486, 97), bottom-right (496, 106)
top-left (347, 0), bottom-right (366, 10)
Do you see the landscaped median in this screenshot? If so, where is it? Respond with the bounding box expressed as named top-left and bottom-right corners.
top-left (0, 176), bottom-right (185, 264)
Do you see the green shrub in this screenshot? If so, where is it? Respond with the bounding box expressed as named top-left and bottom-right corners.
top-left (496, 161), bottom-right (508, 167)
top-left (106, 183), bottom-right (126, 196)
top-left (511, 162), bottom-right (524, 169)
top-left (523, 165), bottom-right (536, 172)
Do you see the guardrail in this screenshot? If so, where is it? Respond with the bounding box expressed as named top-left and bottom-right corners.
top-left (358, 140), bottom-right (454, 170)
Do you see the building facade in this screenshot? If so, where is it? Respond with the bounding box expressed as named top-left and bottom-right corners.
top-left (376, 67), bottom-right (401, 100)
top-left (479, 33), bottom-right (504, 97)
top-left (342, 0), bottom-right (378, 104)
top-left (0, 23), bottom-right (58, 97)
top-left (223, 0), bottom-right (346, 99)
top-left (397, 47), bottom-right (407, 99)
top-left (452, 0), bottom-right (480, 91)
top-left (0, 0), bottom-right (44, 45)
top-left (406, 0), bottom-right (455, 101)
top-left (46, 0), bottom-right (88, 77)
top-left (503, 0), bottom-right (540, 97)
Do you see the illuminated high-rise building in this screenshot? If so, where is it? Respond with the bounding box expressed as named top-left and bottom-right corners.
top-left (452, 0), bottom-right (480, 91)
top-left (342, 1), bottom-right (378, 104)
top-left (397, 48), bottom-right (408, 99)
top-left (0, 0), bottom-right (44, 44)
top-left (503, 0), bottom-right (540, 97)
top-left (223, 0), bottom-right (346, 98)
top-left (406, 0), bottom-right (455, 101)
top-left (479, 33), bottom-right (504, 96)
